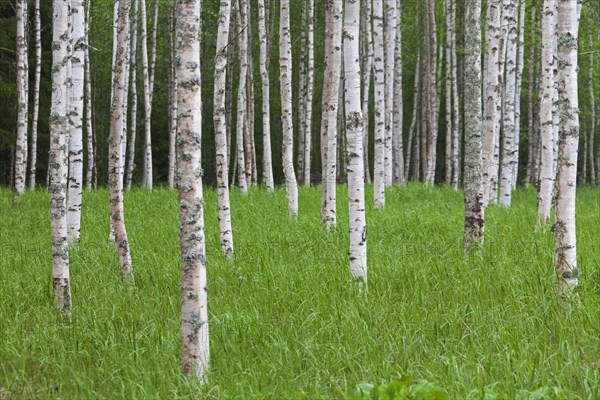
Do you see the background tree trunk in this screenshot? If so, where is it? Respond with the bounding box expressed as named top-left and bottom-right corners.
top-left (303, 0), bottom-right (315, 186)
top-left (383, 0), bottom-right (396, 186)
top-left (28, 0), bottom-right (41, 189)
top-left (372, 0), bottom-right (386, 207)
top-left (235, 0), bottom-right (248, 193)
top-left (258, 0), bottom-right (274, 191)
top-left (85, 0), bottom-right (95, 190)
top-left (14, 0), bottom-right (28, 194)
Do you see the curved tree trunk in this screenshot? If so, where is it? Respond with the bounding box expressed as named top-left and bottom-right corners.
top-left (554, 0), bottom-right (580, 295)
top-left (50, 0), bottom-right (72, 313)
top-left (344, 0), bottom-right (367, 285)
top-left (214, 0), bottom-right (234, 255)
top-left (463, 0), bottom-right (484, 250)
top-left (280, 0), bottom-right (298, 218)
top-left (109, 0), bottom-right (133, 285)
top-left (176, 0), bottom-right (209, 380)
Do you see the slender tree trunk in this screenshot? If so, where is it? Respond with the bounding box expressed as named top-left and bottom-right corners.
top-left (587, 7), bottom-right (596, 183)
top-left (85, 0), bottom-right (94, 190)
top-left (321, 0), bottom-right (343, 226)
top-left (14, 0), bottom-right (28, 194)
top-left (242, 0), bottom-right (254, 186)
top-left (214, 0), bottom-right (234, 255)
top-left (304, 0), bottom-right (315, 186)
top-left (463, 0), bottom-right (484, 250)
top-left (512, 0), bottom-right (526, 188)
top-left (280, 0), bottom-right (298, 218)
top-left (297, 2), bottom-right (307, 182)
top-left (537, 0), bottom-right (557, 224)
top-left (392, 1), bottom-right (403, 184)
top-left (28, 0), bottom-right (41, 189)
top-left (176, 0), bottom-right (209, 380)
top-left (167, 3), bottom-right (177, 189)
top-left (361, 0), bottom-right (373, 184)
top-left (226, 1), bottom-right (235, 180)
top-left (444, 0), bottom-right (453, 185)
top-left (554, 0), bottom-right (579, 295)
top-left (526, 0), bottom-right (537, 186)
top-left (140, 0), bottom-right (153, 189)
top-left (383, 0), bottom-right (396, 186)
top-left (499, 0), bottom-right (517, 206)
top-left (405, 52), bottom-right (421, 181)
top-left (50, 0), bottom-right (72, 313)
top-left (344, 0), bottom-right (367, 284)
top-left (235, 0), bottom-right (248, 193)
top-left (127, 0), bottom-right (139, 190)
top-left (67, 0), bottom-right (86, 243)
top-left (451, 1), bottom-right (461, 190)
top-left (424, 0), bottom-right (438, 185)
top-left (258, 0), bottom-right (274, 191)
top-left (109, 0), bottom-right (134, 285)
top-left (372, 0), bottom-right (386, 207)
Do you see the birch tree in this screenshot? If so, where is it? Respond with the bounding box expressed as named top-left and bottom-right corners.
top-left (67, 0), bottom-right (86, 243)
top-left (109, 0), bottom-right (133, 285)
top-left (303, 0), bottom-right (315, 186)
top-left (50, 0), bottom-right (72, 313)
top-left (258, 0), bottom-right (274, 191)
top-left (126, 0), bottom-right (139, 190)
top-left (344, 0), bottom-right (367, 284)
top-left (140, 0), bottom-right (153, 189)
top-left (176, 0), bottom-right (209, 380)
top-left (538, 0), bottom-right (557, 224)
top-left (392, 1), bottom-right (403, 184)
top-left (554, 0), bottom-right (580, 295)
top-left (499, 0), bottom-right (517, 206)
top-left (214, 0), bottom-right (234, 255)
top-left (463, 0), bottom-right (484, 250)
top-left (360, 0), bottom-right (373, 184)
top-left (587, 7), bottom-right (596, 183)
top-left (280, 0), bottom-right (298, 217)
top-left (372, 0), bottom-right (386, 207)
top-left (85, 0), bottom-right (94, 190)
top-left (14, 0), bottom-right (28, 195)
top-left (321, 0), bottom-right (343, 227)
top-left (512, 0), bottom-right (526, 188)
top-left (235, 0), bottom-right (248, 193)
top-left (424, 0), bottom-right (438, 185)
top-left (383, 0), bottom-right (397, 186)
top-left (28, 0), bottom-right (41, 189)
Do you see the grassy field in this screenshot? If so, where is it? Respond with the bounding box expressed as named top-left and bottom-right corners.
top-left (1, 184), bottom-right (600, 399)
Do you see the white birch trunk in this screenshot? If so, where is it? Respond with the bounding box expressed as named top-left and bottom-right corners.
top-left (109, 0), bottom-right (133, 285)
top-left (554, 0), bottom-right (579, 295)
top-left (214, 0), bottom-right (234, 255)
top-left (383, 0), bottom-right (396, 186)
top-left (343, 0), bottom-right (367, 284)
top-left (258, 0), bottom-right (274, 191)
top-left (140, 0), bottom-right (153, 189)
top-left (444, 0), bottom-right (453, 185)
top-left (537, 0), bottom-right (557, 224)
top-left (29, 0), bottom-right (41, 189)
top-left (499, 0), bottom-right (517, 206)
top-left (303, 0), bottom-right (315, 186)
top-left (405, 52), bottom-right (421, 181)
top-left (176, 0), bottom-right (209, 380)
top-left (67, 0), bottom-right (86, 243)
top-left (392, 1), bottom-right (403, 184)
top-left (127, 0), bottom-right (139, 191)
top-left (280, 0), bottom-right (298, 218)
top-left (463, 0), bottom-right (484, 250)
top-left (450, 2), bottom-right (460, 190)
top-left (85, 0), bottom-right (94, 190)
top-left (360, 0), bottom-right (373, 184)
top-left (372, 0), bottom-right (386, 207)
top-left (512, 0), bottom-right (526, 188)
top-left (50, 0), bottom-right (72, 313)
top-left (587, 7), bottom-right (596, 183)
top-left (167, 5), bottom-right (177, 189)
top-left (321, 0), bottom-right (343, 226)
top-left (14, 0), bottom-right (29, 194)
top-left (235, 0), bottom-right (248, 193)
top-left (424, 0), bottom-right (438, 185)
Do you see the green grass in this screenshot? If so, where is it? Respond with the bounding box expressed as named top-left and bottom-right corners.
top-left (1, 184), bottom-right (599, 399)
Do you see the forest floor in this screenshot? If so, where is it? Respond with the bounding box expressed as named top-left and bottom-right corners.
top-left (1, 184), bottom-right (600, 399)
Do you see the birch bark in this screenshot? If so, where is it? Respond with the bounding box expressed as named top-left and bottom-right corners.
top-left (85, 0), bottom-right (94, 190)
top-left (214, 0), bottom-right (234, 255)
top-left (29, 0), bottom-right (41, 189)
top-left (360, 0), bottom-right (373, 184)
top-left (258, 0), bottom-right (274, 191)
top-left (537, 0), bottom-right (557, 224)
top-left (392, 1), bottom-right (403, 184)
top-left (50, 0), bottom-right (72, 312)
top-left (140, 0), bottom-right (153, 189)
top-left (109, 0), bottom-right (134, 285)
top-left (372, 0), bottom-right (386, 206)
top-left (383, 0), bottom-right (396, 186)
top-left (303, 0), bottom-right (315, 185)
top-left (127, 0), bottom-right (139, 190)
top-left (463, 0), bottom-right (485, 250)
top-left (280, 0), bottom-right (298, 217)
top-left (554, 0), bottom-right (579, 295)
top-left (14, 0), bottom-right (28, 194)
top-left (344, 0), bottom-right (367, 284)
top-left (235, 0), bottom-right (248, 193)
top-left (176, 0), bottom-right (209, 380)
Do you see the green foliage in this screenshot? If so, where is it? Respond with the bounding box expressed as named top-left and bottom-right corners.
top-left (2, 184), bottom-right (600, 398)
top-left (350, 376), bottom-right (447, 400)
